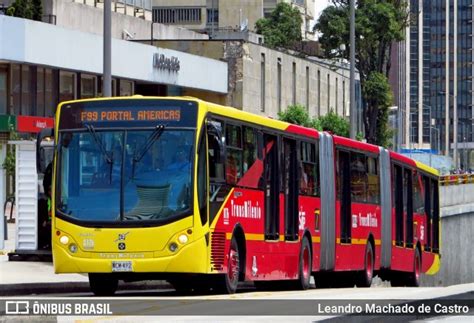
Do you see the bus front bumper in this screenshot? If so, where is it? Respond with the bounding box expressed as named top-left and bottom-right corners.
top-left (53, 236), bottom-right (209, 274)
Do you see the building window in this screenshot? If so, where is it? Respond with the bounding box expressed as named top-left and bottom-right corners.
top-left (317, 70), bottom-right (321, 116)
top-left (44, 69), bottom-right (54, 117)
top-left (12, 64), bottom-right (21, 116)
top-left (335, 77), bottom-right (339, 115)
top-left (327, 73), bottom-right (330, 111)
top-left (277, 58), bottom-right (282, 112)
top-left (343, 80), bottom-right (346, 116)
top-left (206, 8), bottom-right (219, 25)
top-left (36, 68), bottom-right (45, 117)
top-left (59, 71), bottom-right (76, 103)
top-left (0, 67), bottom-right (7, 115)
top-left (153, 8), bottom-right (202, 24)
top-left (292, 62), bottom-right (296, 105)
top-left (119, 80), bottom-right (134, 96)
top-left (261, 53), bottom-right (265, 112)
top-left (21, 65), bottom-right (31, 115)
top-left (81, 74), bottom-right (97, 99)
top-left (306, 66), bottom-right (309, 111)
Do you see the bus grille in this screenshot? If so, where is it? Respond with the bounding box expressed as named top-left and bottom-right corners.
top-left (211, 232), bottom-right (226, 271)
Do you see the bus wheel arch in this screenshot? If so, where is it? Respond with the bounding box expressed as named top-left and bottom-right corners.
top-left (231, 224), bottom-right (246, 282)
top-left (356, 235), bottom-right (375, 288)
top-left (296, 231), bottom-right (313, 290)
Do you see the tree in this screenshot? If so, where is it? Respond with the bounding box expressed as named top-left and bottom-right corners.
top-left (7, 0), bottom-right (33, 19)
top-left (277, 104), bottom-right (312, 127)
top-left (7, 0), bottom-right (42, 21)
top-left (314, 110), bottom-right (350, 137)
top-left (255, 2), bottom-right (303, 48)
top-left (278, 105), bottom-right (350, 138)
top-left (364, 71), bottom-right (394, 146)
top-left (31, 0), bottom-right (43, 21)
top-left (315, 0), bottom-right (409, 147)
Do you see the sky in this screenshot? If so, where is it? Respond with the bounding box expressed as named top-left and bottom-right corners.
top-left (315, 0), bottom-right (331, 21)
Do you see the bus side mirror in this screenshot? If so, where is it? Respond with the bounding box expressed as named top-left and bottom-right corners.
top-left (36, 128), bottom-right (54, 174)
top-left (207, 121), bottom-right (224, 164)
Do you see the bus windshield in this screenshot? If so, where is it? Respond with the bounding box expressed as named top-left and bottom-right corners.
top-left (57, 128), bottom-right (194, 223)
top-left (55, 99), bottom-right (197, 224)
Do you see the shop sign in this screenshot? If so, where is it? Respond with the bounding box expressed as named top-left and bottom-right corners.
top-left (153, 53), bottom-right (180, 72)
top-left (17, 116), bottom-right (54, 133)
top-left (0, 115), bottom-right (16, 132)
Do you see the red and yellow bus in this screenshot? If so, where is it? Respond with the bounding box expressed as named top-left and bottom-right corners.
top-left (38, 96), bottom-right (440, 295)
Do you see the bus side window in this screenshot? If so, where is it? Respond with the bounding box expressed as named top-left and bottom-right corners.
top-left (350, 152), bottom-right (368, 203)
top-left (423, 175), bottom-right (432, 251)
top-left (367, 156), bottom-right (380, 204)
top-left (207, 120), bottom-right (224, 181)
top-left (299, 141), bottom-right (319, 197)
top-left (197, 131), bottom-right (207, 226)
top-left (432, 178), bottom-right (440, 253)
top-left (413, 171), bottom-right (424, 214)
top-left (225, 124), bottom-right (243, 185)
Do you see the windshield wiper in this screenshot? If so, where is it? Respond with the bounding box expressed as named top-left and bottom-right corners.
top-left (132, 124), bottom-right (166, 176)
top-left (86, 124), bottom-right (113, 182)
top-left (86, 124), bottom-right (113, 164)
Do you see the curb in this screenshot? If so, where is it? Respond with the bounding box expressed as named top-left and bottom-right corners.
top-left (0, 281), bottom-right (173, 296)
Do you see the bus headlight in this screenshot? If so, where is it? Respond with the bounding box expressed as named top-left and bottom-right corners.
top-left (69, 243), bottom-right (78, 253)
top-left (59, 236), bottom-right (69, 245)
top-left (169, 242), bottom-right (178, 252)
top-left (178, 234), bottom-right (188, 244)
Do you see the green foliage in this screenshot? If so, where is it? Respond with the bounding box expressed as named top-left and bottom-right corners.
top-left (278, 105), bottom-right (350, 138)
top-left (31, 0), bottom-right (42, 21)
top-left (315, 0), bottom-right (409, 147)
top-left (2, 129), bottom-right (20, 178)
top-left (356, 131), bottom-right (365, 141)
top-left (313, 110), bottom-right (350, 138)
top-left (7, 0), bottom-right (42, 21)
top-left (255, 2), bottom-right (303, 48)
top-left (277, 104), bottom-right (312, 127)
top-left (364, 72), bottom-right (393, 146)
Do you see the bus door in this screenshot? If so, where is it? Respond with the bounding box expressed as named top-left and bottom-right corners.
top-left (264, 134), bottom-right (279, 240)
top-left (404, 168), bottom-right (414, 248)
top-left (393, 164), bottom-right (404, 246)
top-left (423, 175), bottom-right (432, 251)
top-left (338, 150), bottom-right (351, 243)
top-left (283, 138), bottom-right (298, 241)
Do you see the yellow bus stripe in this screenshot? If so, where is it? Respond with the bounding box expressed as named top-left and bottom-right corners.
top-left (210, 188), bottom-right (234, 229)
top-left (426, 254), bottom-right (440, 275)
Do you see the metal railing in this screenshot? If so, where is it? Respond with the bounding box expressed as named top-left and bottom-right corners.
top-left (440, 174), bottom-right (474, 186)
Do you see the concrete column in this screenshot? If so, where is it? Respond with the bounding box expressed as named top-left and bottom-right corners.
top-left (453, 0), bottom-right (458, 167)
top-left (445, 0), bottom-right (450, 156)
top-left (0, 142), bottom-right (6, 250)
top-left (405, 2), bottom-right (411, 148)
top-left (418, 0), bottom-right (423, 148)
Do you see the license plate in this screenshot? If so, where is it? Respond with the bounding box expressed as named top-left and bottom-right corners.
top-left (112, 261), bottom-right (132, 272)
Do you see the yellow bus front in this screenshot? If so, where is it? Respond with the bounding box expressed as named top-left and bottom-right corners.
top-left (51, 97), bottom-right (210, 276)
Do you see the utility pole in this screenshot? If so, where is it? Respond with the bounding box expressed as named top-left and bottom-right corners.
top-left (103, 0), bottom-right (112, 97)
top-left (349, 0), bottom-right (356, 139)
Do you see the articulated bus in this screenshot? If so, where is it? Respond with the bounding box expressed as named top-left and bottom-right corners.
top-left (37, 96), bottom-right (440, 295)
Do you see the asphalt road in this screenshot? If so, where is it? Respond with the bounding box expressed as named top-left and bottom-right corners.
top-left (10, 283), bottom-right (469, 322)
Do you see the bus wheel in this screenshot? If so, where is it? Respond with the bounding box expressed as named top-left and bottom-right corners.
top-left (406, 248), bottom-right (421, 287)
top-left (89, 273), bottom-right (118, 296)
top-left (216, 237), bottom-right (240, 294)
top-left (295, 237), bottom-right (312, 290)
top-left (356, 243), bottom-right (374, 288)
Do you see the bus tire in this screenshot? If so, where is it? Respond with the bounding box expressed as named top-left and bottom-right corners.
top-left (406, 248), bottom-right (421, 287)
top-left (294, 237), bottom-right (312, 290)
top-left (89, 273), bottom-right (118, 296)
top-left (215, 237), bottom-right (240, 294)
top-left (356, 242), bottom-right (374, 288)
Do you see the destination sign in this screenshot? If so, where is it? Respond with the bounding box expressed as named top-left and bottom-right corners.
top-left (80, 109), bottom-right (181, 122)
top-left (59, 99), bottom-right (197, 129)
